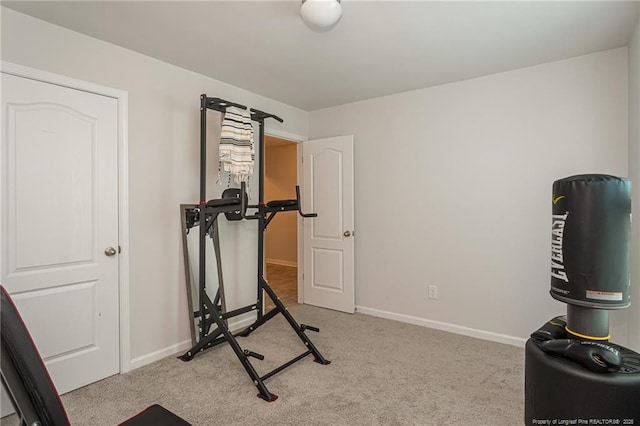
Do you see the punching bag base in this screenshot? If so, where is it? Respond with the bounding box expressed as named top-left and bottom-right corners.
top-left (525, 339), bottom-right (640, 425)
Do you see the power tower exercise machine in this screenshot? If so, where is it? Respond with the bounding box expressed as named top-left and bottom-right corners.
top-left (178, 95), bottom-right (330, 402)
top-left (525, 175), bottom-right (640, 425)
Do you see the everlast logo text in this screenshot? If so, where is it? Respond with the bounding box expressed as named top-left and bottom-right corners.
top-left (551, 212), bottom-right (569, 282)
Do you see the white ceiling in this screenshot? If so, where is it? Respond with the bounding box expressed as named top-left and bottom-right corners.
top-left (3, 1), bottom-right (639, 111)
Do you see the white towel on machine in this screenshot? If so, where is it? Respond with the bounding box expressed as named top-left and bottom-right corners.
top-left (219, 106), bottom-right (254, 184)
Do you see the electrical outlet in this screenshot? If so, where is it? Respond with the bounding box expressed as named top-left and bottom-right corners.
top-left (428, 285), bottom-right (438, 300)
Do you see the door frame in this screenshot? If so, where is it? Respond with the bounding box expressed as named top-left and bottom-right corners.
top-left (264, 127), bottom-right (306, 303)
top-left (1, 61), bottom-right (132, 373)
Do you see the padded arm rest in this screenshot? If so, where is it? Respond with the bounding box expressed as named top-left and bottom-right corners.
top-left (206, 198), bottom-right (241, 208)
top-left (266, 199), bottom-right (297, 208)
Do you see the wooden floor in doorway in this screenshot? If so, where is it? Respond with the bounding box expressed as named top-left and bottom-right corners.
top-left (265, 263), bottom-right (298, 309)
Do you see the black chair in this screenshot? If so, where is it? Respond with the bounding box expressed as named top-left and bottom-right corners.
top-left (0, 285), bottom-right (191, 426)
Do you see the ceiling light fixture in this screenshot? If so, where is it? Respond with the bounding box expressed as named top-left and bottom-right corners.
top-left (300, 0), bottom-right (342, 30)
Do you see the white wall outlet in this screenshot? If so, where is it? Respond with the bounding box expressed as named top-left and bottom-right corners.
top-left (428, 285), bottom-right (438, 300)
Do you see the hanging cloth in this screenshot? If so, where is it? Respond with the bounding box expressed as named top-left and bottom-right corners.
top-left (219, 106), bottom-right (254, 184)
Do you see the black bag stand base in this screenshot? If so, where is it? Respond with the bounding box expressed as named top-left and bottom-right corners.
top-left (525, 318), bottom-right (640, 424)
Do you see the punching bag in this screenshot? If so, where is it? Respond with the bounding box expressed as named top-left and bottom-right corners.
top-left (525, 174), bottom-right (640, 425)
top-left (550, 174), bottom-right (631, 309)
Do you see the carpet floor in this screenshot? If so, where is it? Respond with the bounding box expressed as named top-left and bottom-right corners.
top-left (1, 305), bottom-right (524, 425)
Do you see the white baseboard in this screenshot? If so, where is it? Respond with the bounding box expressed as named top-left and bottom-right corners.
top-left (266, 259), bottom-right (297, 268)
top-left (129, 316), bottom-right (258, 370)
top-left (355, 305), bottom-right (527, 348)
top-left (228, 315), bottom-right (258, 333)
top-left (130, 339), bottom-right (193, 370)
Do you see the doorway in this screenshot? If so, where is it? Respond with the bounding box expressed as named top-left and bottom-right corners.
top-left (264, 136), bottom-right (299, 308)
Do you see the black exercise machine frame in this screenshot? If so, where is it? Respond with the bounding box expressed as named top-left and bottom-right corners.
top-left (178, 95), bottom-right (330, 402)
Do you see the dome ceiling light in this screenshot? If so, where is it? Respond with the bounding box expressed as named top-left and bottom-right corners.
top-left (300, 0), bottom-right (343, 31)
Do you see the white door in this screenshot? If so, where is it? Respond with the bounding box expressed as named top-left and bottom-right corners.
top-left (1, 73), bottom-right (120, 404)
top-left (302, 135), bottom-right (354, 313)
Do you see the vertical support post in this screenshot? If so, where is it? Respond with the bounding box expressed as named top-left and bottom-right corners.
top-left (198, 94), bottom-right (207, 341)
top-left (256, 119), bottom-right (266, 319)
top-left (211, 218), bottom-right (228, 328)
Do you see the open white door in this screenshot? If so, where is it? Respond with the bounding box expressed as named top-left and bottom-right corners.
top-left (1, 72), bottom-right (120, 411)
top-left (302, 135), bottom-right (354, 313)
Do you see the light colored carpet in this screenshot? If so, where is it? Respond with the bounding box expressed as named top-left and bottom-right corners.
top-left (2, 305), bottom-right (524, 425)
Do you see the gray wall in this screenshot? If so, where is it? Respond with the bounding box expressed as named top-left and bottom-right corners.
top-left (309, 48), bottom-right (630, 345)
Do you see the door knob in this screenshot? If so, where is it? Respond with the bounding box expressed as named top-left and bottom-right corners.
top-left (343, 231), bottom-right (351, 237)
top-left (104, 247), bottom-right (117, 256)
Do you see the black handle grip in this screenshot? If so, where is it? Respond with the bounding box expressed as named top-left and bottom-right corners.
top-left (240, 182), bottom-right (260, 220)
top-left (301, 324), bottom-right (320, 333)
top-left (296, 186), bottom-right (318, 218)
top-left (249, 107), bottom-right (284, 123)
top-left (243, 349), bottom-right (265, 360)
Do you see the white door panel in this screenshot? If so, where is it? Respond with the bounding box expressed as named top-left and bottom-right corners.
top-left (9, 103), bottom-right (96, 270)
top-left (11, 283), bottom-right (98, 359)
top-left (1, 73), bottom-right (120, 406)
top-left (302, 136), bottom-right (354, 313)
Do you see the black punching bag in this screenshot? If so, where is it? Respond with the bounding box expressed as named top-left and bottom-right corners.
top-left (551, 174), bottom-right (631, 308)
top-left (524, 174), bottom-right (640, 425)
top-left (551, 174), bottom-right (631, 339)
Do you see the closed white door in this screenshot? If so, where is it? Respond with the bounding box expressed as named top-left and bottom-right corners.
top-left (1, 73), bottom-right (120, 403)
top-left (302, 135), bottom-right (354, 313)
